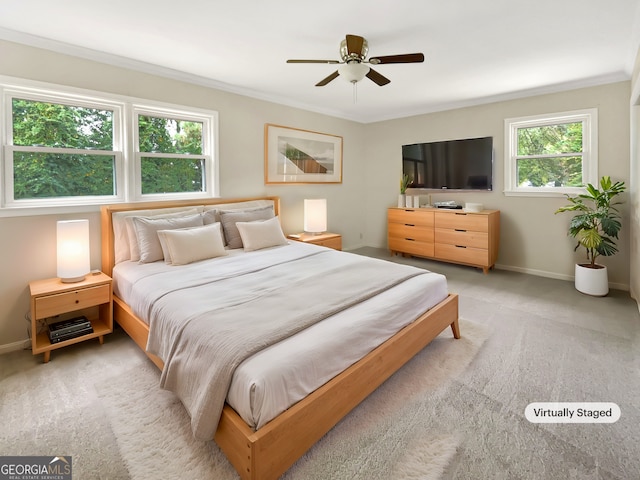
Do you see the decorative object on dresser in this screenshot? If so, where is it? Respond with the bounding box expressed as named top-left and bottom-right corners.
top-left (398, 174), bottom-right (411, 207)
top-left (287, 232), bottom-right (342, 251)
top-left (388, 207), bottom-right (500, 274)
top-left (554, 175), bottom-right (626, 296)
top-left (29, 272), bottom-right (113, 363)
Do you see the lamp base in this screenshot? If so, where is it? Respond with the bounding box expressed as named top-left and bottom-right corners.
top-left (60, 275), bottom-right (87, 283)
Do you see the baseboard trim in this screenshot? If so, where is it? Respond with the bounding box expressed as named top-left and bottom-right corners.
top-left (495, 263), bottom-right (629, 292)
top-left (0, 338), bottom-right (30, 355)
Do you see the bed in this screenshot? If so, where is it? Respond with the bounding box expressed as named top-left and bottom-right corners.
top-left (100, 196), bottom-right (460, 480)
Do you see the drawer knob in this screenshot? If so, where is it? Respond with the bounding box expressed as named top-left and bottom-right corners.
top-left (75, 300), bottom-right (79, 304)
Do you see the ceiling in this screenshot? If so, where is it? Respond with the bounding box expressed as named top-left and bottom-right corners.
top-left (1, 0), bottom-right (639, 123)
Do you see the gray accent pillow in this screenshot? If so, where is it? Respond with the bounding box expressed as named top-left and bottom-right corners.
top-left (132, 213), bottom-right (204, 263)
top-left (219, 206), bottom-right (275, 249)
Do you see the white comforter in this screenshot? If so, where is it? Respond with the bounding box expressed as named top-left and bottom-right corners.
top-left (113, 242), bottom-right (448, 437)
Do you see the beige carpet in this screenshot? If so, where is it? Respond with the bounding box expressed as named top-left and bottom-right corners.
top-left (94, 319), bottom-right (489, 479)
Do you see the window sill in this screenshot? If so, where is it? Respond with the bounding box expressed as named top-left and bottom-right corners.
top-left (503, 188), bottom-right (586, 198)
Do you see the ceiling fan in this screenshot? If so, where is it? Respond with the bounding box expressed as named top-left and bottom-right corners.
top-left (287, 34), bottom-right (424, 87)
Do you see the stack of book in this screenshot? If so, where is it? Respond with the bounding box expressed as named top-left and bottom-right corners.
top-left (48, 316), bottom-right (93, 343)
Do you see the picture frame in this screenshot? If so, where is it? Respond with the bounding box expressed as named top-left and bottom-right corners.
top-left (264, 124), bottom-right (343, 184)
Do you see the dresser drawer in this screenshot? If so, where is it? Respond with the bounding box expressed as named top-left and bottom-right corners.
top-left (34, 284), bottom-right (111, 319)
top-left (435, 228), bottom-right (488, 249)
top-left (388, 209), bottom-right (434, 227)
top-left (435, 244), bottom-right (489, 267)
top-left (435, 212), bottom-right (488, 232)
top-left (389, 237), bottom-right (434, 258)
top-left (388, 223), bottom-right (434, 243)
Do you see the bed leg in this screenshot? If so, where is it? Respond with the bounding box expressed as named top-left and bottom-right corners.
top-left (450, 318), bottom-right (461, 339)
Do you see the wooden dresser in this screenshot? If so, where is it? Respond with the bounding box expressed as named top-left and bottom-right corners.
top-left (388, 207), bottom-right (500, 273)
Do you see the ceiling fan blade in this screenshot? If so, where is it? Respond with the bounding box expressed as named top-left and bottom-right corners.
top-left (366, 68), bottom-right (391, 86)
top-left (315, 70), bottom-right (340, 86)
top-left (345, 34), bottom-right (365, 56)
top-left (369, 53), bottom-right (425, 65)
top-left (287, 59), bottom-right (340, 64)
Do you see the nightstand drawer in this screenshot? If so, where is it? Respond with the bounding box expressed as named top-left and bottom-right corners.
top-left (35, 284), bottom-right (111, 319)
top-left (313, 236), bottom-right (342, 250)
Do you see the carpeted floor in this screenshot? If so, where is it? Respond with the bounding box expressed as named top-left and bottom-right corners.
top-left (0, 319), bottom-right (486, 479)
top-left (1, 247), bottom-right (639, 479)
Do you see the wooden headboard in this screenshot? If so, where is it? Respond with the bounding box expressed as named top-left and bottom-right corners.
top-left (100, 196), bottom-right (280, 277)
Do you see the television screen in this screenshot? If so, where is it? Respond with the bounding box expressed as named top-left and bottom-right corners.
top-left (402, 136), bottom-right (493, 191)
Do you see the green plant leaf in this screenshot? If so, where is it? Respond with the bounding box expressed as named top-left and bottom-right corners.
top-left (578, 228), bottom-right (601, 249)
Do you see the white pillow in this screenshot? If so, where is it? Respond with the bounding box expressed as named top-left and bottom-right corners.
top-left (132, 213), bottom-right (204, 263)
top-left (157, 223), bottom-right (227, 265)
top-left (236, 216), bottom-right (288, 252)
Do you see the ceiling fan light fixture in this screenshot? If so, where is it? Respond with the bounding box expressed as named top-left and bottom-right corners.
top-left (338, 63), bottom-right (370, 83)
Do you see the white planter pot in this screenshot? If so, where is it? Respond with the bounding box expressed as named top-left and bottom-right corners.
top-left (574, 263), bottom-right (609, 296)
top-left (398, 194), bottom-right (406, 208)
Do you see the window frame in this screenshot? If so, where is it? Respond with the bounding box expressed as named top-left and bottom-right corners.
top-left (504, 108), bottom-right (598, 197)
top-left (3, 88), bottom-right (125, 208)
top-left (0, 76), bottom-right (219, 216)
top-left (131, 104), bottom-right (216, 202)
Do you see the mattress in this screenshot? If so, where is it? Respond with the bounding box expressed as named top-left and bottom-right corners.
top-left (113, 241), bottom-right (448, 430)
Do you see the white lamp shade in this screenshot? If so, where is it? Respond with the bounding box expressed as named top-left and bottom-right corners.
top-left (304, 199), bottom-right (327, 234)
top-left (57, 219), bottom-right (90, 283)
top-left (338, 63), bottom-right (370, 83)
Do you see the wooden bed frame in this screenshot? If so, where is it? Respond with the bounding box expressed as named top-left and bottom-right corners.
top-left (100, 196), bottom-right (460, 480)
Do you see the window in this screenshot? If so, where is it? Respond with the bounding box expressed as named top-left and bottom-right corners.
top-left (4, 93), bottom-right (123, 207)
top-left (1, 78), bottom-right (218, 212)
top-left (504, 109), bottom-right (597, 196)
top-left (133, 107), bottom-right (214, 200)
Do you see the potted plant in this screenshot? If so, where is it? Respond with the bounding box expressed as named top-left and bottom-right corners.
top-left (555, 175), bottom-right (626, 296)
top-left (398, 174), bottom-right (412, 207)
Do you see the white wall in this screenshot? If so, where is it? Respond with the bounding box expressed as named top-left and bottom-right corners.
top-left (363, 82), bottom-right (631, 287)
top-left (0, 39), bottom-right (634, 351)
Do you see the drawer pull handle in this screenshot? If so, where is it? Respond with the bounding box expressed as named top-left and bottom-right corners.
top-left (455, 229), bottom-right (467, 232)
top-left (405, 223), bottom-right (415, 227)
top-left (455, 245), bottom-right (467, 248)
top-left (405, 238), bottom-right (415, 241)
top-left (455, 213), bottom-right (467, 216)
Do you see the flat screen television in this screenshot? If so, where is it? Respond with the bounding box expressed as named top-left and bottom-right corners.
top-left (402, 136), bottom-right (493, 191)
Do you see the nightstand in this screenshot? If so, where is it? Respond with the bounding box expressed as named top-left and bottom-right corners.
top-left (29, 272), bottom-right (113, 363)
top-left (287, 232), bottom-right (342, 251)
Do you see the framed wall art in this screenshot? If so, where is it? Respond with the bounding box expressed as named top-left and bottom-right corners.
top-left (264, 124), bottom-right (343, 184)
